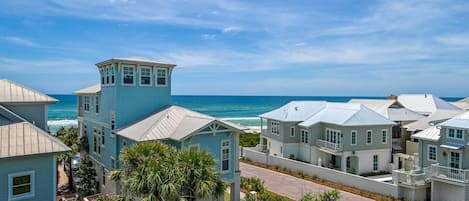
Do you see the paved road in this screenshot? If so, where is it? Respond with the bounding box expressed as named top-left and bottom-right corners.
top-left (240, 162), bottom-right (373, 201)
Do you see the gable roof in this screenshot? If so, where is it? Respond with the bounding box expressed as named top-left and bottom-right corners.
top-left (451, 97), bottom-right (469, 110)
top-left (115, 105), bottom-right (247, 141)
top-left (74, 84), bottom-right (101, 95)
top-left (439, 111), bottom-right (469, 129)
top-left (348, 99), bottom-right (424, 121)
top-left (403, 109), bottom-right (464, 132)
top-left (0, 105), bottom-right (70, 158)
top-left (0, 79), bottom-right (58, 103)
top-left (260, 101), bottom-right (395, 127)
top-left (412, 126), bottom-right (440, 141)
top-left (397, 94), bottom-right (460, 115)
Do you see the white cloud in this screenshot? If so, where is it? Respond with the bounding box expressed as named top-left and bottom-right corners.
top-left (0, 57), bottom-right (94, 74)
top-left (436, 32), bottom-right (469, 46)
top-left (1, 36), bottom-right (38, 47)
top-left (200, 34), bottom-right (216, 40)
top-left (222, 26), bottom-right (242, 33)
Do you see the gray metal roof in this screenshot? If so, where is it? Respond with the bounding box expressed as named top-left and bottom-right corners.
top-left (260, 101), bottom-right (395, 127)
top-left (0, 105), bottom-right (70, 158)
top-left (74, 84), bottom-right (101, 95)
top-left (0, 79), bottom-right (58, 103)
top-left (397, 94), bottom-right (460, 115)
top-left (439, 111), bottom-right (469, 129)
top-left (115, 105), bottom-right (247, 142)
top-left (403, 109), bottom-right (464, 132)
top-left (412, 126), bottom-right (440, 141)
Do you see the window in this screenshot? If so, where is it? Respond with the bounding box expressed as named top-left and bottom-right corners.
top-left (93, 129), bottom-right (98, 153)
top-left (110, 157), bottom-right (115, 169)
top-left (290, 127), bottom-right (295, 137)
top-left (367, 130), bottom-right (372, 144)
top-left (156, 68), bottom-right (167, 86)
top-left (83, 96), bottom-right (90, 112)
top-left (448, 128), bottom-right (455, 138)
top-left (346, 157), bottom-right (351, 169)
top-left (189, 144), bottom-right (200, 151)
top-left (221, 140), bottom-right (230, 172)
top-left (122, 66), bottom-right (135, 85)
top-left (101, 70), bottom-right (105, 84)
top-left (301, 129), bottom-right (309, 143)
top-left (101, 127), bottom-right (105, 146)
top-left (271, 121), bottom-right (280, 135)
top-left (95, 96), bottom-right (99, 114)
top-left (110, 112), bottom-right (116, 137)
top-left (373, 155), bottom-right (378, 171)
top-left (140, 67), bottom-right (152, 86)
top-left (8, 171), bottom-right (34, 200)
top-left (105, 67), bottom-right (110, 84)
top-left (428, 145), bottom-right (437, 161)
top-left (111, 66), bottom-right (115, 84)
top-left (456, 129), bottom-right (464, 139)
top-left (351, 130), bottom-right (357, 145)
top-left (102, 166), bottom-right (106, 186)
top-left (381, 129), bottom-right (387, 144)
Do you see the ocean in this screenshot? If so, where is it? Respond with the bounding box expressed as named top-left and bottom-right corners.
top-left (47, 95), bottom-right (463, 133)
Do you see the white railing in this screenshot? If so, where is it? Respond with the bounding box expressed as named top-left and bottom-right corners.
top-left (316, 139), bottom-right (342, 152)
top-left (393, 169), bottom-right (429, 186)
top-left (431, 164), bottom-right (469, 183)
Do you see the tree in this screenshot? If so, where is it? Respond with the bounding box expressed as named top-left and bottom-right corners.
top-left (178, 149), bottom-right (225, 201)
top-left (56, 126), bottom-right (80, 191)
top-left (75, 155), bottom-right (97, 197)
top-left (110, 141), bottom-right (225, 201)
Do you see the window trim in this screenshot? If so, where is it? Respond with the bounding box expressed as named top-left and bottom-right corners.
top-left (381, 129), bottom-right (388, 144)
top-left (95, 95), bottom-right (100, 114)
top-left (156, 68), bottom-right (168, 87)
top-left (290, 127), bottom-right (295, 137)
top-left (270, 121), bottom-right (280, 135)
top-left (427, 144), bottom-right (438, 162)
top-left (110, 66), bottom-right (115, 85)
top-left (220, 140), bottom-right (230, 173)
top-left (373, 155), bottom-right (379, 171)
top-left (351, 130), bottom-right (357, 146)
top-left (121, 65), bottom-right (136, 86)
top-left (366, 130), bottom-right (373, 145)
top-left (8, 170), bottom-right (35, 201)
top-left (300, 129), bottom-right (309, 144)
top-left (139, 66), bottom-right (153, 86)
top-left (83, 96), bottom-right (90, 112)
top-left (188, 144), bottom-right (200, 151)
top-left (110, 156), bottom-right (115, 169)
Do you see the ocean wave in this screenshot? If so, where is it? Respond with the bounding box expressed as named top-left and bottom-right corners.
top-left (48, 119), bottom-right (78, 127)
top-left (220, 117), bottom-right (259, 121)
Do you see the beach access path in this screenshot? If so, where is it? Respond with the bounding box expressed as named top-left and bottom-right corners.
top-left (240, 162), bottom-right (373, 201)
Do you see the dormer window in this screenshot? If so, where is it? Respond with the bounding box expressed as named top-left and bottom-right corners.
top-left (122, 65), bottom-right (135, 85)
top-left (101, 69), bottom-right (105, 85)
top-left (448, 128), bottom-right (464, 140)
top-left (106, 67), bottom-right (110, 84)
top-left (156, 68), bottom-right (167, 86)
top-left (111, 66), bottom-right (115, 84)
top-left (140, 67), bottom-right (152, 86)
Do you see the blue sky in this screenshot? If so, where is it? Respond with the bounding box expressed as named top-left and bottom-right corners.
top-left (0, 0), bottom-right (469, 96)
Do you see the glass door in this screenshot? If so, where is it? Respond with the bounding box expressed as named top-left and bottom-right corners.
top-left (449, 151), bottom-right (461, 179)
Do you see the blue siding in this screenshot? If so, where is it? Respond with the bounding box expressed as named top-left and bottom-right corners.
top-left (0, 154), bottom-right (56, 201)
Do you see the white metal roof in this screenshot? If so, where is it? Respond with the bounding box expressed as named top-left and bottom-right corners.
top-left (411, 126), bottom-right (440, 141)
top-left (95, 57), bottom-right (177, 67)
top-left (404, 109), bottom-right (464, 131)
top-left (397, 94), bottom-right (460, 115)
top-left (260, 101), bottom-right (395, 127)
top-left (451, 98), bottom-right (469, 110)
top-left (0, 105), bottom-right (70, 158)
top-left (387, 108), bottom-right (424, 122)
top-left (348, 99), bottom-right (396, 118)
top-left (0, 79), bottom-right (58, 103)
top-left (74, 84), bottom-right (101, 94)
top-left (439, 111), bottom-right (469, 129)
top-left (115, 105), bottom-right (247, 142)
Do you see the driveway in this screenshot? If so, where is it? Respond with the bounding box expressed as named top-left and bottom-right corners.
top-left (240, 162), bottom-right (373, 201)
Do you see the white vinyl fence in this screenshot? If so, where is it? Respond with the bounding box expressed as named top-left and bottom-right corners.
top-left (242, 147), bottom-right (398, 198)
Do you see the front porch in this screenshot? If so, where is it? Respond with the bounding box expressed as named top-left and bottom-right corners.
top-left (315, 149), bottom-right (358, 173)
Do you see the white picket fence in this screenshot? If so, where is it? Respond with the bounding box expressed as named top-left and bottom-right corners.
top-left (241, 147), bottom-right (398, 198)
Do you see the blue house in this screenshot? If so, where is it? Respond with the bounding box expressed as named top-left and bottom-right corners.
top-left (75, 58), bottom-right (245, 200)
top-left (0, 79), bottom-right (70, 201)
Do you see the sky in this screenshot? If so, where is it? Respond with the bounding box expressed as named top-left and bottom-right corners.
top-left (0, 0), bottom-right (469, 97)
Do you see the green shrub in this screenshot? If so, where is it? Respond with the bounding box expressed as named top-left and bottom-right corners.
top-left (240, 133), bottom-right (260, 147)
top-left (312, 174), bottom-right (318, 180)
top-left (288, 154), bottom-right (296, 160)
top-left (241, 177), bottom-right (265, 193)
top-left (347, 168), bottom-right (356, 174)
top-left (299, 192), bottom-right (314, 201)
top-left (298, 171), bottom-right (305, 178)
top-left (314, 189), bottom-right (340, 201)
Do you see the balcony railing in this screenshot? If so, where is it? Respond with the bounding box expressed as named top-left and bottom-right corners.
top-left (316, 139), bottom-right (342, 152)
top-left (431, 164), bottom-right (469, 183)
top-left (393, 168), bottom-right (430, 186)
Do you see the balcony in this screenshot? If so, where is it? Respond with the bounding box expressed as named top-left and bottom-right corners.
top-left (316, 139), bottom-right (342, 152)
top-left (393, 167), bottom-right (431, 187)
top-left (431, 164), bottom-right (469, 183)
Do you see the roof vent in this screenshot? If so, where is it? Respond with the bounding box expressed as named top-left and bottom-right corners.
top-left (294, 106), bottom-right (298, 111)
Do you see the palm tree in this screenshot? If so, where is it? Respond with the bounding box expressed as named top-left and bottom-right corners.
top-left (56, 127), bottom-right (79, 191)
top-left (178, 149), bottom-right (225, 201)
top-left (110, 141), bottom-right (225, 201)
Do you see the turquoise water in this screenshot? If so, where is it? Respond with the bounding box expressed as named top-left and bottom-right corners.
top-left (47, 95), bottom-right (463, 132)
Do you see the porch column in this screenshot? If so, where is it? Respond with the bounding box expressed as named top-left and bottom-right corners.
top-left (341, 155), bottom-right (347, 172)
top-left (230, 174), bottom-right (241, 201)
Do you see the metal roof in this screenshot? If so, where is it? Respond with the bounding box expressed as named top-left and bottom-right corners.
top-left (404, 109), bottom-right (464, 131)
top-left (451, 100), bottom-right (469, 110)
top-left (95, 57), bottom-right (177, 67)
top-left (397, 94), bottom-right (460, 115)
top-left (74, 84), bottom-right (101, 94)
top-left (115, 105), bottom-right (247, 142)
top-left (411, 126), bottom-right (440, 141)
top-left (260, 101), bottom-right (395, 127)
top-left (439, 111), bottom-right (469, 129)
top-left (0, 79), bottom-right (58, 103)
top-left (387, 108), bottom-right (424, 122)
top-left (0, 105), bottom-right (70, 158)
top-left (348, 99), bottom-right (424, 121)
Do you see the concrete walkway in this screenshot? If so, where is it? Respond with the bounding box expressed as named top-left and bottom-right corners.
top-left (240, 162), bottom-right (373, 201)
